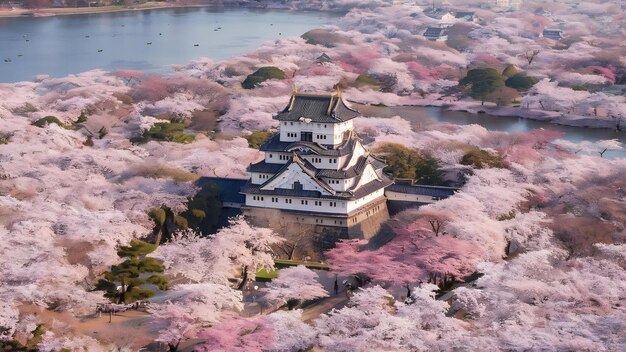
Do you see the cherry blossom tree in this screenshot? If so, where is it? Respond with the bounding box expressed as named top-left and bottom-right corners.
top-left (262, 265), bottom-right (329, 309)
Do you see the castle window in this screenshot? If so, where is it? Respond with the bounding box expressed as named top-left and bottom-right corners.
top-left (261, 197), bottom-right (264, 201)
top-left (269, 154), bottom-right (273, 158)
top-left (301, 200), bottom-right (308, 205)
top-left (272, 197), bottom-right (278, 203)
top-left (285, 198), bottom-right (292, 204)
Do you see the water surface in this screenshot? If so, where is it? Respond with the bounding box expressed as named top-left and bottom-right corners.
top-left (0, 7), bottom-right (339, 82)
top-left (357, 104), bottom-right (626, 159)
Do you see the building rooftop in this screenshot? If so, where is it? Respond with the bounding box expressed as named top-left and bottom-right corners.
top-left (424, 26), bottom-right (448, 39)
top-left (241, 177), bottom-right (393, 201)
top-left (386, 183), bottom-right (458, 198)
top-left (274, 92), bottom-right (360, 123)
top-left (455, 11), bottom-right (475, 19)
top-left (259, 130), bottom-right (362, 156)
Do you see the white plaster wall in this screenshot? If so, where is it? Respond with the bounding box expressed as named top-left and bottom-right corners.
top-left (322, 177), bottom-right (355, 192)
top-left (260, 163), bottom-right (329, 193)
top-left (279, 120), bottom-right (353, 146)
top-left (265, 152), bottom-right (290, 164)
top-left (385, 191), bottom-right (437, 203)
top-left (245, 195), bottom-right (349, 214)
top-left (300, 155), bottom-right (340, 170)
top-left (250, 172), bottom-right (274, 185)
top-left (346, 188), bottom-right (386, 213)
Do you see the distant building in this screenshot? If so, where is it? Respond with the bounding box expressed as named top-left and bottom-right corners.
top-left (542, 28), bottom-right (563, 40)
top-left (454, 11), bottom-right (476, 22)
top-left (241, 91), bottom-right (393, 232)
top-left (490, 0), bottom-right (522, 10)
top-left (316, 53), bottom-right (333, 64)
top-left (424, 26), bottom-right (449, 41)
top-left (423, 8), bottom-right (456, 23)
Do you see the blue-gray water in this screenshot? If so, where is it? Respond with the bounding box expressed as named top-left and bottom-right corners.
top-left (357, 105), bottom-right (626, 159)
top-left (0, 7), bottom-right (339, 82)
top-left (1, 8), bottom-right (623, 158)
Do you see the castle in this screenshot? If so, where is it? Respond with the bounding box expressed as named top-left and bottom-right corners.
top-left (240, 91), bottom-right (393, 236)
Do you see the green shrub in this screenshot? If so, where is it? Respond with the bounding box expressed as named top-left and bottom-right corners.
top-left (76, 111), bottom-right (88, 124)
top-left (148, 208), bottom-right (167, 226)
top-left (502, 64), bottom-right (519, 78)
top-left (375, 143), bottom-right (445, 184)
top-left (460, 148), bottom-right (506, 169)
top-left (124, 287), bottom-right (156, 302)
top-left (0, 133), bottom-right (11, 145)
top-left (179, 181), bottom-right (222, 235)
top-left (244, 130), bottom-right (276, 149)
top-left (497, 209), bottom-right (517, 221)
top-left (136, 122), bottom-right (195, 144)
top-left (146, 274), bottom-right (170, 290)
top-left (355, 74), bottom-right (380, 87)
top-left (116, 240), bottom-right (158, 258)
top-left (505, 73), bottom-right (539, 91)
top-left (32, 116), bottom-right (65, 128)
top-left (242, 67), bottom-right (286, 89)
top-left (174, 215), bottom-right (189, 229)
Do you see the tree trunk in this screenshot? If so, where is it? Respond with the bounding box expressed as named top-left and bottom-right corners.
top-left (168, 339), bottom-right (180, 352)
top-left (237, 266), bottom-right (249, 290)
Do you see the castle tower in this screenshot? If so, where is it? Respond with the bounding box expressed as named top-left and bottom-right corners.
top-left (240, 92), bottom-right (392, 237)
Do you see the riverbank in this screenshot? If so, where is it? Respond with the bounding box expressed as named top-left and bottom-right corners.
top-left (0, 2), bottom-right (205, 18)
top-left (349, 90), bottom-right (624, 132)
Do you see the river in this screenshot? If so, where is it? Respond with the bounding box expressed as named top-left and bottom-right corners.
top-left (0, 7), bottom-right (340, 83)
top-left (356, 104), bottom-right (626, 159)
top-left (1, 8), bottom-right (623, 158)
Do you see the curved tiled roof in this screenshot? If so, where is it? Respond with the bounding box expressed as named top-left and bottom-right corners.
top-left (274, 92), bottom-right (360, 123)
top-left (259, 130), bottom-right (360, 157)
top-left (241, 177), bottom-right (393, 201)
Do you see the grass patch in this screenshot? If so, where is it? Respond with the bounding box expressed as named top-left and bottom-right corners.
top-left (256, 268), bottom-right (279, 281)
top-left (244, 130), bottom-right (276, 149)
top-left (355, 74), bottom-right (380, 87)
top-left (32, 115), bottom-right (65, 128)
top-left (274, 258), bottom-right (330, 270)
top-left (0, 133), bottom-right (11, 145)
top-left (133, 122), bottom-right (196, 144)
top-left (460, 148), bottom-right (507, 169)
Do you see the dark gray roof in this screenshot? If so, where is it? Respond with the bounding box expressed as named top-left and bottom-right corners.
top-left (196, 177), bottom-right (247, 204)
top-left (385, 184), bottom-right (457, 198)
top-left (241, 177), bottom-right (393, 201)
top-left (274, 93), bottom-right (360, 123)
top-left (259, 131), bottom-right (359, 157)
top-left (455, 11), bottom-right (474, 18)
top-left (424, 27), bottom-right (447, 38)
top-left (316, 53), bottom-right (333, 63)
top-left (317, 155), bottom-right (379, 179)
top-left (256, 154), bottom-right (336, 195)
top-left (247, 160), bottom-right (284, 174)
top-left (543, 29), bottom-right (563, 39)
top-left (249, 154), bottom-right (387, 180)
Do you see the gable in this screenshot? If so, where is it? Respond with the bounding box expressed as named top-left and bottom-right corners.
top-left (260, 162), bottom-right (332, 195)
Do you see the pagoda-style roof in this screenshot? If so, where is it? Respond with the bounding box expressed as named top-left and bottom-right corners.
top-left (248, 154), bottom-right (386, 180)
top-left (241, 177), bottom-right (393, 201)
top-left (274, 92), bottom-right (360, 123)
top-left (259, 130), bottom-right (362, 156)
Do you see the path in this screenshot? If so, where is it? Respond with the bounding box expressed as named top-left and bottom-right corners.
top-left (301, 295), bottom-right (348, 323)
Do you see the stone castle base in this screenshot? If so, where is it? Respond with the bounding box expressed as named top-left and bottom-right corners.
top-left (242, 198), bottom-right (390, 258)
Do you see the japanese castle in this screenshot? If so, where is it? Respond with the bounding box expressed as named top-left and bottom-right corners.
top-left (241, 91), bottom-right (393, 232)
